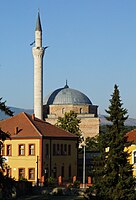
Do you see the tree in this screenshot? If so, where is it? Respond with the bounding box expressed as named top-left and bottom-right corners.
top-left (0, 98), bottom-right (14, 196)
top-left (86, 135), bottom-right (99, 151)
top-left (94, 85), bottom-right (136, 200)
top-left (56, 110), bottom-right (82, 142)
top-left (0, 97), bottom-right (14, 117)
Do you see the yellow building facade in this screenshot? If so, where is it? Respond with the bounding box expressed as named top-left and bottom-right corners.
top-left (126, 129), bottom-right (136, 177)
top-left (0, 112), bottom-right (78, 185)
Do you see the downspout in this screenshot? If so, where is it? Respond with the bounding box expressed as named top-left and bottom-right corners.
top-left (50, 138), bottom-right (52, 177)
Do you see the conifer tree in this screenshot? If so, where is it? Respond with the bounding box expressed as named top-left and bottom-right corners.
top-left (94, 85), bottom-right (136, 200)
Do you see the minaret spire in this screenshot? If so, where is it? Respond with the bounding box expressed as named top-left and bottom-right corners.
top-left (32, 12), bottom-right (45, 120)
top-left (36, 12), bottom-right (42, 31)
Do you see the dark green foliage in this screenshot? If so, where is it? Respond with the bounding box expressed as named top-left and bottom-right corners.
top-left (94, 85), bottom-right (136, 200)
top-left (86, 135), bottom-right (99, 151)
top-left (0, 97), bottom-right (14, 197)
top-left (0, 97), bottom-right (14, 117)
top-left (73, 180), bottom-right (80, 188)
top-left (56, 110), bottom-right (82, 142)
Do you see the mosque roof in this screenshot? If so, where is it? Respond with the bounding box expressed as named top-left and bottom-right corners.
top-left (44, 83), bottom-right (92, 105)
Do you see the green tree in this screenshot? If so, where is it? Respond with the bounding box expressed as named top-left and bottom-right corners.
top-left (56, 110), bottom-right (82, 142)
top-left (0, 98), bottom-right (13, 167)
top-left (86, 135), bottom-right (99, 151)
top-left (0, 97), bottom-right (14, 117)
top-left (94, 85), bottom-right (136, 200)
top-left (0, 98), bottom-right (13, 173)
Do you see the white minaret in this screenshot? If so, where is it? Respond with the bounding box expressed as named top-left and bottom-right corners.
top-left (32, 12), bottom-right (45, 119)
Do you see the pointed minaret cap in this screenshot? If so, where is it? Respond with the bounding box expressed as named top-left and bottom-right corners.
top-left (36, 12), bottom-right (42, 31)
top-left (64, 80), bottom-right (69, 88)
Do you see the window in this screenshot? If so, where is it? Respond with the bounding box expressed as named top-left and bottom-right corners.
top-left (6, 168), bottom-right (11, 177)
top-left (53, 166), bottom-right (57, 178)
top-left (28, 168), bottom-right (35, 180)
top-left (133, 151), bottom-right (136, 164)
top-left (61, 165), bottom-right (64, 178)
top-left (80, 108), bottom-right (83, 113)
top-left (29, 144), bottom-right (35, 155)
top-left (19, 168), bottom-right (25, 179)
top-left (53, 144), bottom-right (56, 155)
top-left (57, 144), bottom-right (60, 155)
top-left (61, 144), bottom-right (63, 155)
top-left (64, 144), bottom-right (67, 155)
top-left (62, 108), bottom-right (65, 114)
top-left (7, 145), bottom-right (12, 156)
top-left (68, 145), bottom-right (71, 155)
top-left (19, 144), bottom-right (25, 155)
top-left (0, 144), bottom-right (5, 156)
top-left (68, 165), bottom-right (71, 178)
top-left (46, 144), bottom-right (49, 156)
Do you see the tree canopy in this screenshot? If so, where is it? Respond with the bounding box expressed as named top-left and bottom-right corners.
top-left (56, 110), bottom-right (82, 142)
top-left (0, 98), bottom-right (13, 171)
top-left (93, 85), bottom-right (136, 200)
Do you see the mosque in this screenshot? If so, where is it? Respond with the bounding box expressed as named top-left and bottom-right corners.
top-left (33, 13), bottom-right (99, 138)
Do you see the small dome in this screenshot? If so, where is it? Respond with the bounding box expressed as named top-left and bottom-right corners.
top-left (44, 84), bottom-right (92, 105)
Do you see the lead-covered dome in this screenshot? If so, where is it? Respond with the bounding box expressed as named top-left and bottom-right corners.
top-left (43, 83), bottom-right (92, 105)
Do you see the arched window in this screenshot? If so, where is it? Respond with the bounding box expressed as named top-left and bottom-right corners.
top-left (80, 108), bottom-right (83, 114)
top-left (62, 108), bottom-right (65, 114)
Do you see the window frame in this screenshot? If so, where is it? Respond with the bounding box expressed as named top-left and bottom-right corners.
top-left (0, 144), bottom-right (5, 156)
top-left (6, 167), bottom-right (11, 177)
top-left (28, 168), bottom-right (35, 180)
top-left (68, 144), bottom-right (71, 155)
top-left (28, 144), bottom-right (35, 156)
top-left (6, 144), bottom-right (12, 156)
top-left (46, 144), bottom-right (49, 156)
top-left (53, 144), bottom-right (56, 156)
top-left (18, 168), bottom-right (25, 179)
top-left (18, 144), bottom-right (25, 156)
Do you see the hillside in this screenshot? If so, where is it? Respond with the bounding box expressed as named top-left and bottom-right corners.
top-left (0, 107), bottom-right (136, 127)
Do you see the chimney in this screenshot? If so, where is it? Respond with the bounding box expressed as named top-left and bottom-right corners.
top-left (14, 127), bottom-right (18, 135)
top-left (32, 113), bottom-right (35, 120)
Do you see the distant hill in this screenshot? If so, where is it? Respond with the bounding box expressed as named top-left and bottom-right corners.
top-left (0, 107), bottom-right (136, 127)
top-left (0, 107), bottom-right (33, 120)
top-left (99, 114), bottom-right (136, 127)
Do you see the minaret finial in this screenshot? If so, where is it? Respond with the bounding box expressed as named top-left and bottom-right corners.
top-left (64, 79), bottom-right (69, 88)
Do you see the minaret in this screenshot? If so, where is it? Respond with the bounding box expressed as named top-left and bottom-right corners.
top-left (32, 12), bottom-right (45, 119)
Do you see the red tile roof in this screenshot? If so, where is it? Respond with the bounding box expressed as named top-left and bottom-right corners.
top-left (0, 112), bottom-right (77, 139)
top-left (126, 129), bottom-right (136, 144)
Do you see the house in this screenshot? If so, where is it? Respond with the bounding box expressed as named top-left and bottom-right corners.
top-left (0, 112), bottom-right (78, 185)
top-left (126, 129), bottom-right (136, 177)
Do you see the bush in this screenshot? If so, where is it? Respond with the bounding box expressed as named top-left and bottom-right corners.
top-left (73, 180), bottom-right (80, 188)
top-left (46, 177), bottom-right (55, 188)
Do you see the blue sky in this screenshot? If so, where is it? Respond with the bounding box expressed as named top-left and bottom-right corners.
top-left (0, 0), bottom-right (136, 118)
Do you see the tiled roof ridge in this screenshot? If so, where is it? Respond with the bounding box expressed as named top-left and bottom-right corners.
top-left (23, 112), bottom-right (42, 137)
top-left (48, 122), bottom-right (78, 138)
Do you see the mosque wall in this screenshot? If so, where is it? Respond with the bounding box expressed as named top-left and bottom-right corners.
top-left (49, 104), bottom-right (90, 117)
top-left (44, 104), bottom-right (99, 138)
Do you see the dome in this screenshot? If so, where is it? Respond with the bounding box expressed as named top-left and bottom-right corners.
top-left (43, 83), bottom-right (92, 105)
